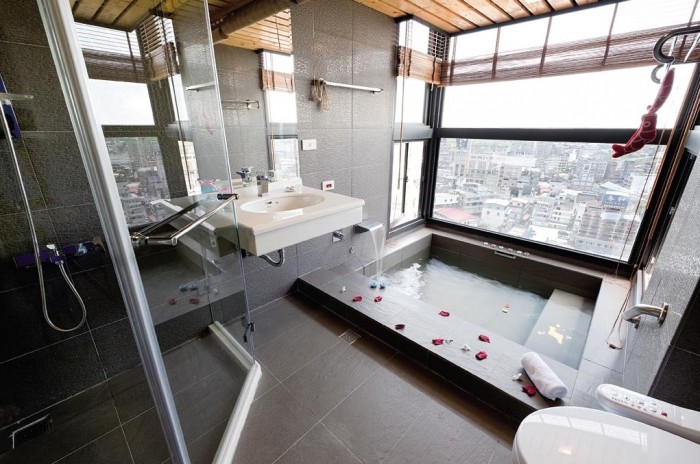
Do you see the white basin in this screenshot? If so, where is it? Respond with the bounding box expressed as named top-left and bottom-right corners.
top-left (155, 185), bottom-right (365, 258)
top-left (235, 186), bottom-right (364, 256)
top-left (241, 194), bottom-right (325, 213)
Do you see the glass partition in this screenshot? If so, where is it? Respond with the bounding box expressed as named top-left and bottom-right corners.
top-left (68, 1), bottom-right (252, 462)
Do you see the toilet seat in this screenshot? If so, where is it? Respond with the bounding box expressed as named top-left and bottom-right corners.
top-left (513, 406), bottom-right (699, 464)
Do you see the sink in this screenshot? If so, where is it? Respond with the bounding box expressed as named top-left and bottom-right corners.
top-left (235, 186), bottom-right (364, 256)
top-left (241, 194), bottom-right (325, 213)
top-left (155, 184), bottom-right (365, 258)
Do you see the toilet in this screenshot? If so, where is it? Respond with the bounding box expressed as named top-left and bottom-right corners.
top-left (512, 406), bottom-right (699, 463)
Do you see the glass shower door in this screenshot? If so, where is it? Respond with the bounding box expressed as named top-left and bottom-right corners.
top-left (44, 0), bottom-right (255, 462)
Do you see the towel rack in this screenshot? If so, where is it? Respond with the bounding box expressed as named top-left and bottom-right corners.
top-left (312, 79), bottom-right (383, 93)
top-left (221, 99), bottom-right (260, 110)
top-left (653, 25), bottom-right (700, 64)
top-left (131, 193), bottom-right (237, 249)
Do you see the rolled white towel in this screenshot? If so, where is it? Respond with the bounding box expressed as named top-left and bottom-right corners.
top-left (520, 352), bottom-right (568, 400)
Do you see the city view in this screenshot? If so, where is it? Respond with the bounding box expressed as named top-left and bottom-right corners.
top-left (433, 138), bottom-right (664, 260)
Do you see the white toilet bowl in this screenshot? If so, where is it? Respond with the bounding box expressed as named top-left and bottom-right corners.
top-left (512, 406), bottom-right (699, 464)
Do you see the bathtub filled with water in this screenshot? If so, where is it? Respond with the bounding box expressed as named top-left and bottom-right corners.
top-left (381, 243), bottom-right (596, 369)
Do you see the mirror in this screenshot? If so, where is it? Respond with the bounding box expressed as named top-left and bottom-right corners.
top-left (213, 8), bottom-right (300, 183)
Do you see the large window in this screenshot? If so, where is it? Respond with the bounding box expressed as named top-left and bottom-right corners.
top-left (434, 139), bottom-right (663, 260)
top-left (427, 0), bottom-right (699, 265)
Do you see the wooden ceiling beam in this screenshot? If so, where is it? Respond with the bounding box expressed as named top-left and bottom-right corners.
top-left (518, 0), bottom-right (553, 15)
top-left (440, 0), bottom-right (494, 26)
top-left (461, 1), bottom-right (511, 22)
top-left (355, 0), bottom-right (405, 17)
top-left (490, 0), bottom-right (530, 19)
top-left (547, 0), bottom-right (575, 11)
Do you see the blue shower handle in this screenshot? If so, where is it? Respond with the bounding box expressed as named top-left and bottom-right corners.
top-left (0, 73), bottom-right (22, 139)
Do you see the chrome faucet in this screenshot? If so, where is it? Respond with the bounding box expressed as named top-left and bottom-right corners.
top-left (622, 303), bottom-right (669, 329)
top-left (257, 174), bottom-right (269, 197)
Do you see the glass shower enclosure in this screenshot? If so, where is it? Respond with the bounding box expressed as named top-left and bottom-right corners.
top-left (1, 1), bottom-right (260, 463)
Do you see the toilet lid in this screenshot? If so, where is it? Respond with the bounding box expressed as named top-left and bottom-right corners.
top-left (514, 407), bottom-right (699, 464)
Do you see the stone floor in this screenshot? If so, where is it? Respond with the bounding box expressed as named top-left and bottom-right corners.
top-left (233, 293), bottom-right (518, 464)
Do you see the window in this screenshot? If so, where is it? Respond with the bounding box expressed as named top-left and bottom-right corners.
top-left (426, 0), bottom-right (699, 267)
top-left (390, 20), bottom-right (447, 233)
top-left (391, 142), bottom-right (425, 229)
top-left (434, 139), bottom-right (664, 260)
top-left (261, 51), bottom-right (299, 179)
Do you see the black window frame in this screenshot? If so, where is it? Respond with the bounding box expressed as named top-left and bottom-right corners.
top-left (420, 63), bottom-right (700, 276)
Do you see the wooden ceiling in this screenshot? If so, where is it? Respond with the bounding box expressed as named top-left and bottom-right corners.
top-left (354, 0), bottom-right (601, 34)
top-left (215, 9), bottom-right (293, 53)
top-left (69, 0), bottom-right (254, 31)
top-left (69, 0), bottom-right (603, 54)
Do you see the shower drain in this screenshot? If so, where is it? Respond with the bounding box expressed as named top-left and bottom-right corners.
top-left (339, 329), bottom-right (361, 345)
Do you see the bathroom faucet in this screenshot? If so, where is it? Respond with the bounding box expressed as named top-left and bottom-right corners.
top-left (622, 303), bottom-right (669, 329)
top-left (257, 175), bottom-right (269, 197)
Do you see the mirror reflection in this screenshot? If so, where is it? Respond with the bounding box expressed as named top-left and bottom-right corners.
top-left (214, 8), bottom-right (299, 186)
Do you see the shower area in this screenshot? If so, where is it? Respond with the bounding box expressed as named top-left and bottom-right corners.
top-left (0, 1), bottom-right (258, 463)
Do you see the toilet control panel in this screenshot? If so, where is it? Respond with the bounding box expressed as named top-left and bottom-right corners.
top-left (596, 384), bottom-right (700, 444)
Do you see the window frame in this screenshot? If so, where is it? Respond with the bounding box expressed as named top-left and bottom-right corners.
top-left (420, 65), bottom-right (700, 277)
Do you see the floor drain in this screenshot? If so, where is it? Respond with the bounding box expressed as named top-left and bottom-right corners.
top-left (339, 329), bottom-right (361, 345)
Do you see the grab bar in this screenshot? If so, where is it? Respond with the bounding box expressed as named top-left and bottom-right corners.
top-left (653, 25), bottom-right (700, 64)
top-left (131, 193), bottom-right (237, 249)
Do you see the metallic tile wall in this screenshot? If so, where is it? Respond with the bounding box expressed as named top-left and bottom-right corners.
top-left (217, 0), bottom-right (397, 309)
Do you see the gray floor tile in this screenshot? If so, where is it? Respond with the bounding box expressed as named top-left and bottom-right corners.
top-left (234, 384), bottom-right (317, 464)
top-left (274, 423), bottom-right (361, 464)
top-left (283, 336), bottom-right (393, 420)
top-left (54, 428), bottom-right (134, 464)
top-left (429, 381), bottom-right (519, 446)
top-left (488, 443), bottom-right (513, 464)
top-left (322, 366), bottom-right (431, 464)
top-left (242, 294), bottom-right (324, 349)
top-left (256, 312), bottom-right (348, 380)
top-left (0, 388), bottom-right (120, 464)
top-left (186, 422), bottom-right (227, 464)
top-left (255, 364), bottom-right (280, 400)
top-left (121, 409), bottom-right (169, 464)
top-left (382, 398), bottom-right (497, 464)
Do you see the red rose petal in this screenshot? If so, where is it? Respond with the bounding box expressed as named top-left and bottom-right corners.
top-left (439, 311), bottom-right (450, 317)
top-left (352, 296), bottom-right (363, 302)
top-left (167, 298), bottom-right (176, 306)
top-left (478, 334), bottom-right (491, 343)
top-left (432, 338), bottom-right (445, 345)
top-left (188, 298), bottom-right (199, 304)
top-left (374, 296), bottom-right (383, 302)
top-left (522, 385), bottom-right (537, 397)
top-left (395, 323), bottom-right (405, 330)
top-left (475, 351), bottom-right (488, 360)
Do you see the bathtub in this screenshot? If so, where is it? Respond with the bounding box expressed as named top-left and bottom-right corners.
top-left (298, 227), bottom-right (630, 421)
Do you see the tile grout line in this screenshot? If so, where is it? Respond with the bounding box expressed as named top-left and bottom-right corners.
top-left (270, 355), bottom-right (391, 464)
top-left (276, 338), bottom-right (344, 383)
top-left (319, 422), bottom-right (364, 464)
top-left (247, 300), bottom-right (328, 351)
top-left (49, 425), bottom-right (123, 464)
top-left (377, 395), bottom-right (434, 464)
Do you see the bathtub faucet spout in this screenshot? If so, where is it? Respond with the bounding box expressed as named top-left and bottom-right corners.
top-left (622, 303), bottom-right (669, 329)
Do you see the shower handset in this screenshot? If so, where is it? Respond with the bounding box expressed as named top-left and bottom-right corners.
top-left (1, 77), bottom-right (86, 332)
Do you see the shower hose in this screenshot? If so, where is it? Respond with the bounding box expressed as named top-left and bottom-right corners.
top-left (1, 93), bottom-right (87, 332)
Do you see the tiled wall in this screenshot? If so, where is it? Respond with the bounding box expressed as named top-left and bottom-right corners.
top-left (216, 0), bottom-right (397, 309)
top-left (0, 0), bottom-right (127, 434)
top-left (621, 153), bottom-right (700, 409)
top-left (0, 0), bottom-right (222, 455)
